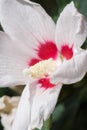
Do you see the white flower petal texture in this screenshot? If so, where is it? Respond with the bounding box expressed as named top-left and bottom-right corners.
top-left (12, 82), bottom-right (62, 130)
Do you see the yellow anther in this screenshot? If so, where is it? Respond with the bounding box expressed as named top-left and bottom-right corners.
top-left (23, 59), bottom-right (57, 78)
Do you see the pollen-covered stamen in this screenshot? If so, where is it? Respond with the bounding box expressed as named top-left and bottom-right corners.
top-left (23, 59), bottom-right (57, 78)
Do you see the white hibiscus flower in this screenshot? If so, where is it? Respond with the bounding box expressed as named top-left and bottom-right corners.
top-left (0, 0), bottom-right (87, 130)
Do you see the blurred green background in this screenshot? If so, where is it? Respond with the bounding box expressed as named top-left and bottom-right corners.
top-left (0, 0), bottom-right (87, 130)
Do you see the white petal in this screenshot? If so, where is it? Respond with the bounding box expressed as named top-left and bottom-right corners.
top-left (51, 50), bottom-right (87, 84)
top-left (12, 81), bottom-right (62, 130)
top-left (12, 84), bottom-right (30, 130)
top-left (30, 83), bottom-right (62, 130)
top-left (0, 32), bottom-right (29, 87)
top-left (0, 0), bottom-right (55, 44)
top-left (55, 1), bottom-right (87, 49)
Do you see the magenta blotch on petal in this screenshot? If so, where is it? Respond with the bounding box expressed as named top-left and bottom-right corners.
top-left (38, 78), bottom-right (55, 89)
top-left (61, 44), bottom-right (73, 60)
top-left (37, 41), bottom-right (58, 60)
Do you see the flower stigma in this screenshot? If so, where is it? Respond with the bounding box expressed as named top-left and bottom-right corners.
top-left (23, 59), bottom-right (58, 78)
top-left (59, 53), bottom-right (64, 62)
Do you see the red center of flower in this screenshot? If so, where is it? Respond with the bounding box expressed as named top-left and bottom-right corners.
top-left (27, 42), bottom-right (73, 89)
top-left (29, 58), bottom-right (40, 66)
top-left (38, 41), bottom-right (58, 60)
top-left (38, 78), bottom-right (55, 89)
top-left (28, 41), bottom-right (58, 66)
top-left (61, 44), bottom-right (73, 60)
